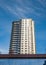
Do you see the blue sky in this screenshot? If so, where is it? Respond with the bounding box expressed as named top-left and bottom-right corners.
top-left (0, 0), bottom-right (46, 54)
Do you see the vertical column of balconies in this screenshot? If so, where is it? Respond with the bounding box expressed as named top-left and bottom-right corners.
top-left (32, 21), bottom-right (36, 54)
top-left (20, 19), bottom-right (25, 54)
top-left (9, 22), bottom-right (20, 54)
top-left (28, 19), bottom-right (32, 54)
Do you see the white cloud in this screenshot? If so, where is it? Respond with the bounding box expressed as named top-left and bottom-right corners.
top-left (0, 0), bottom-right (46, 19)
top-left (38, 0), bottom-right (46, 8)
top-left (0, 48), bottom-right (8, 54)
top-left (6, 6), bottom-right (26, 18)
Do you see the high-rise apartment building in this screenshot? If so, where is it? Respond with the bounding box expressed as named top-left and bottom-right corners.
top-left (9, 19), bottom-right (36, 54)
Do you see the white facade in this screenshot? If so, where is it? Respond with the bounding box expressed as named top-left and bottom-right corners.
top-left (20, 19), bottom-right (36, 54)
top-left (9, 19), bottom-right (36, 54)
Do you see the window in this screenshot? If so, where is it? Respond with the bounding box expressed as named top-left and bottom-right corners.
top-left (21, 50), bottom-right (23, 52)
top-left (25, 50), bottom-right (27, 52)
top-left (25, 48), bottom-right (27, 49)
